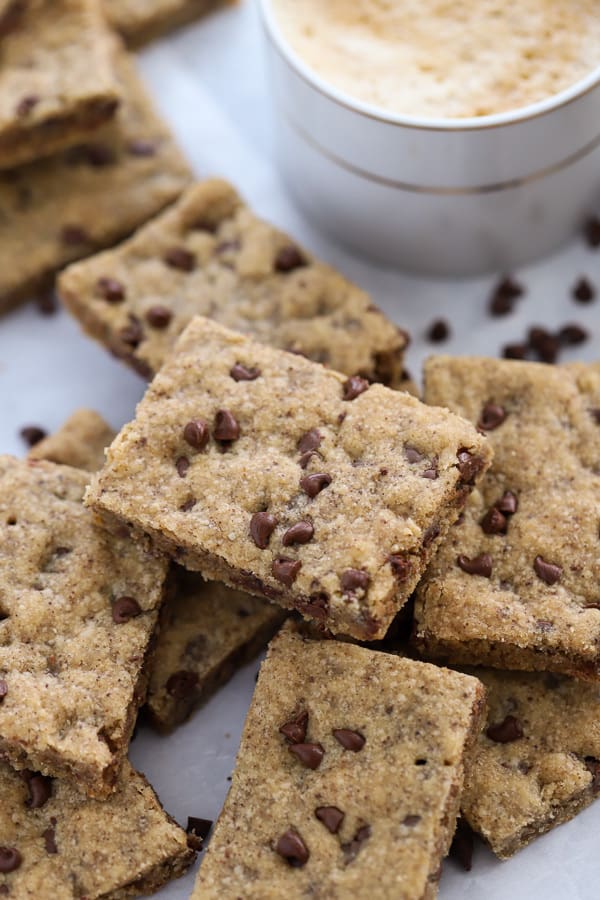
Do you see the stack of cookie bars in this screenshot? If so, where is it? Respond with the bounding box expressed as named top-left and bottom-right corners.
top-left (1, 2), bottom-right (599, 899)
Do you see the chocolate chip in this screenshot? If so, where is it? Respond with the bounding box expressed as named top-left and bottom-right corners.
top-left (534, 555), bottom-right (562, 585)
top-left (36, 289), bottom-right (57, 316)
top-left (176, 456), bottom-right (189, 478)
top-left (119, 315), bottom-right (143, 348)
top-left (585, 757), bottom-right (600, 792)
top-left (289, 742), bottom-right (324, 769)
top-left (275, 828), bottom-right (309, 866)
top-left (0, 680), bottom-right (7, 703)
top-left (0, 0), bottom-right (25, 37)
top-left (230, 363), bottom-right (261, 382)
top-left (20, 425), bottom-right (46, 447)
top-left (145, 305), bottom-right (172, 329)
top-left (166, 670), bottom-right (198, 698)
top-left (388, 555), bottom-right (412, 581)
top-left (315, 806), bottom-right (345, 834)
top-left (486, 714), bottom-right (523, 743)
top-left (164, 247), bottom-right (196, 272)
top-left (422, 459), bottom-right (438, 480)
top-left (590, 409), bottom-right (600, 425)
top-left (333, 729), bottom-right (365, 751)
top-left (528, 327), bottom-right (559, 363)
top-left (558, 323), bottom-right (588, 345)
top-left (77, 143), bottom-right (115, 167)
top-left (584, 216), bottom-right (600, 248)
top-left (250, 512), bottom-right (278, 549)
top-left (298, 429), bottom-right (322, 455)
top-left (272, 558), bottom-right (301, 586)
top-left (300, 473), bottom-right (331, 498)
top-left (127, 139), bottom-right (157, 157)
top-left (496, 490), bottom-right (518, 515)
top-left (404, 446), bottom-right (424, 464)
top-left (456, 449), bottom-right (485, 485)
top-left (112, 596), bottom-right (142, 624)
top-left (43, 828), bottom-right (57, 855)
top-left (480, 506), bottom-right (507, 535)
top-left (23, 772), bottom-right (52, 809)
top-left (96, 276), bottom-right (125, 302)
top-left (214, 410), bottom-right (240, 442)
top-left (15, 94), bottom-right (39, 117)
top-left (450, 820), bottom-right (474, 871)
top-left (403, 814), bottom-right (421, 827)
top-left (187, 817), bottom-right (212, 850)
top-left (183, 418), bottom-right (210, 451)
top-left (422, 523), bottom-right (440, 548)
top-left (342, 824), bottom-right (371, 862)
top-left (340, 569), bottom-right (369, 593)
top-left (457, 553), bottom-right (492, 577)
top-left (489, 276), bottom-right (524, 316)
top-left (279, 710), bottom-right (308, 744)
top-left (426, 319), bottom-right (450, 342)
top-left (274, 245), bottom-right (306, 272)
top-left (342, 375), bottom-right (369, 401)
top-left (477, 403), bottom-right (506, 431)
top-left (60, 225), bottom-right (90, 246)
top-left (573, 277), bottom-right (596, 304)
top-left (502, 343), bottom-right (528, 360)
top-left (282, 521), bottom-right (314, 546)
top-left (0, 848), bottom-right (21, 873)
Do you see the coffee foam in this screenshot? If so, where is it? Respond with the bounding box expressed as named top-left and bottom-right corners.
top-left (272, 0), bottom-right (600, 119)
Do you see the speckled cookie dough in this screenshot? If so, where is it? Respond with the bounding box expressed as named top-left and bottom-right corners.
top-left (103, 0), bottom-right (235, 47)
top-left (414, 357), bottom-right (600, 680)
top-left (86, 317), bottom-right (491, 640)
top-left (28, 408), bottom-right (115, 472)
top-left (59, 179), bottom-right (409, 385)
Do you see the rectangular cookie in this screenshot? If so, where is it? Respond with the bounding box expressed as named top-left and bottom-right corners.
top-left (104, 0), bottom-right (235, 47)
top-left (0, 455), bottom-right (169, 798)
top-left (86, 317), bottom-right (491, 640)
top-left (58, 179), bottom-right (409, 386)
top-left (192, 623), bottom-right (486, 899)
top-left (28, 408), bottom-right (115, 472)
top-left (413, 357), bottom-right (600, 680)
top-left (0, 0), bottom-right (119, 170)
top-left (461, 667), bottom-right (600, 858)
top-left (0, 759), bottom-right (195, 896)
top-left (0, 46), bottom-right (191, 316)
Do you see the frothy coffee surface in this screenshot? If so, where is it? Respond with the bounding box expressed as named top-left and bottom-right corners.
top-left (272, 0), bottom-right (600, 119)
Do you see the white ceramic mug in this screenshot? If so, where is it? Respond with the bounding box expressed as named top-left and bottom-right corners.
top-left (258, 0), bottom-right (600, 276)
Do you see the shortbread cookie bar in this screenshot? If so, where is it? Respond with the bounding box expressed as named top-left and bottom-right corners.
top-left (104, 0), bottom-right (235, 47)
top-left (0, 456), bottom-right (168, 797)
top-left (0, 760), bottom-right (194, 897)
top-left (86, 317), bottom-right (491, 640)
top-left (0, 47), bottom-right (190, 316)
top-left (192, 623), bottom-right (486, 899)
top-left (414, 358), bottom-right (600, 680)
top-left (0, 0), bottom-right (119, 170)
top-left (58, 180), bottom-right (409, 384)
top-left (28, 408), bottom-right (115, 471)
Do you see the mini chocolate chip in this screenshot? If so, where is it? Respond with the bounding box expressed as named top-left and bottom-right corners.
top-left (315, 806), bottom-right (345, 834)
top-left (145, 305), bottom-right (172, 329)
top-left (230, 363), bottom-right (261, 382)
top-left (298, 429), bottom-right (322, 455)
top-left (166, 670), bottom-right (198, 697)
top-left (96, 276), bottom-right (125, 302)
top-left (250, 512), bottom-right (278, 549)
top-left (274, 245), bottom-right (306, 272)
top-left (214, 410), bottom-right (240, 442)
top-left (456, 449), bottom-right (485, 484)
top-left (486, 714), bottom-right (524, 743)
top-left (502, 343), bottom-right (528, 360)
top-left (404, 446), bottom-right (424, 463)
top-left (489, 276), bottom-right (524, 317)
top-left (0, 680), bottom-right (7, 702)
top-left (457, 553), bottom-right (493, 577)
top-left (478, 403), bottom-right (506, 431)
top-left (528, 327), bottom-right (559, 363)
top-left (112, 596), bottom-right (142, 624)
top-left (0, 848), bottom-right (21, 873)
top-left (36, 289), bottom-right (56, 316)
top-left (422, 460), bottom-right (438, 479)
top-left (585, 757), bottom-right (600, 792)
top-left (388, 555), bottom-right (412, 581)
top-left (176, 456), bottom-right (189, 478)
top-left (119, 315), bottom-right (143, 348)
top-left (275, 829), bottom-right (309, 866)
top-left (20, 425), bottom-right (46, 447)
top-left (403, 814), bottom-right (421, 827)
top-left (342, 375), bottom-right (369, 401)
top-left (282, 521), bottom-right (314, 546)
top-left (43, 828), bottom-right (57, 855)
top-left (422, 523), bottom-right (440, 548)
top-left (0, 0), bottom-right (25, 38)
top-left (15, 94), bottom-right (39, 117)
top-left (60, 225), bottom-right (90, 246)
top-left (300, 473), bottom-right (332, 498)
top-left (289, 742), bottom-right (324, 769)
top-left (342, 824), bottom-right (371, 862)
top-left (279, 710), bottom-right (308, 744)
top-left (340, 569), bottom-right (369, 592)
top-left (591, 409), bottom-right (600, 425)
top-left (450, 820), bottom-right (474, 871)
top-left (534, 555), bottom-right (562, 585)
top-left (180, 498), bottom-right (197, 512)
top-left (183, 419), bottom-right (209, 451)
top-left (496, 490), bottom-right (518, 515)
top-left (272, 558), bottom-right (301, 586)
top-left (584, 216), bottom-right (600, 248)
top-left (24, 772), bottom-right (52, 809)
top-left (164, 247), bottom-right (196, 271)
top-left (558, 323), bottom-right (588, 345)
top-left (573, 277), bottom-right (596, 303)
top-left (127, 139), bottom-right (157, 157)
top-left (187, 817), bottom-right (212, 850)
top-left (426, 319), bottom-right (450, 342)
top-left (79, 143), bottom-right (115, 167)
top-left (333, 729), bottom-right (365, 751)
top-left (480, 506), bottom-right (507, 535)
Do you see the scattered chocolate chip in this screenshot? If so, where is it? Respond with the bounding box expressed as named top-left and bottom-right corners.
top-left (426, 319), bottom-right (450, 342)
top-left (275, 828), bottom-right (309, 866)
top-left (404, 446), bottom-right (424, 464)
top-left (573, 277), bottom-right (596, 304)
top-left (274, 245), bottom-right (306, 273)
top-left (486, 714), bottom-right (523, 743)
top-left (584, 216), bottom-right (600, 248)
top-left (528, 326), bottom-right (560, 363)
top-left (43, 828), bottom-right (57, 855)
top-left (403, 814), bottom-right (421, 827)
top-left (388, 555), bottom-right (412, 581)
top-left (342, 824), bottom-right (371, 862)
top-left (298, 429), bottom-right (322, 455)
top-left (289, 742), bottom-right (324, 769)
top-left (456, 449), bottom-right (485, 485)
top-left (0, 848), bottom-right (21, 873)
top-left (214, 410), bottom-right (240, 442)
top-left (230, 363), bottom-right (261, 382)
top-left (496, 491), bottom-right (518, 515)
top-left (340, 569), bottom-right (369, 593)
top-left (489, 276), bottom-right (524, 317)
top-left (477, 403), bottom-right (506, 431)
top-left (78, 143), bottom-right (115, 167)
top-left (23, 772), bottom-right (52, 809)
top-left (15, 94), bottom-right (39, 117)
top-left (20, 425), bottom-right (46, 447)
top-left (119, 315), bottom-right (144, 348)
top-left (0, 680), bottom-right (7, 703)
top-left (279, 710), bottom-right (308, 744)
top-left (60, 224), bottom-right (90, 246)
top-left (300, 473), bottom-right (332, 498)
top-left (502, 343), bottom-right (528, 360)
top-left (272, 558), bottom-right (301, 586)
top-left (480, 506), bottom-right (507, 535)
top-left (164, 247), bottom-right (196, 272)
top-left (183, 418), bottom-right (210, 451)
top-left (250, 512), bottom-right (278, 549)
top-left (450, 820), bottom-right (474, 871)
top-left (534, 555), bottom-right (562, 585)
top-left (342, 375), bottom-right (369, 401)
top-left (282, 521), bottom-right (314, 546)
top-left (145, 305), bottom-right (172, 329)
top-left (558, 323), bottom-right (588, 345)
top-left (585, 757), bottom-right (600, 792)
top-left (422, 523), bottom-right (440, 548)
top-left (333, 729), bottom-right (365, 751)
top-left (96, 276), bottom-right (125, 302)
top-left (180, 497), bottom-right (197, 512)
top-left (35, 289), bottom-right (57, 316)
top-left (315, 806), bottom-right (345, 834)
top-left (112, 596), bottom-right (142, 624)
top-left (422, 459), bottom-right (439, 480)
top-left (176, 456), bottom-right (189, 478)
top-left (457, 553), bottom-right (492, 577)
top-left (166, 670), bottom-right (198, 698)
top-left (127, 139), bottom-right (157, 157)
top-left (0, 0), bottom-right (25, 38)
top-left (187, 817), bottom-right (212, 850)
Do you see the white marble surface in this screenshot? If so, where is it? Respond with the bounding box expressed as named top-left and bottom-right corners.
top-left (0, 2), bottom-right (599, 897)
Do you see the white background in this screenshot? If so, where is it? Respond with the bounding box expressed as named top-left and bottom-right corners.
top-left (1, 2), bottom-right (599, 897)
